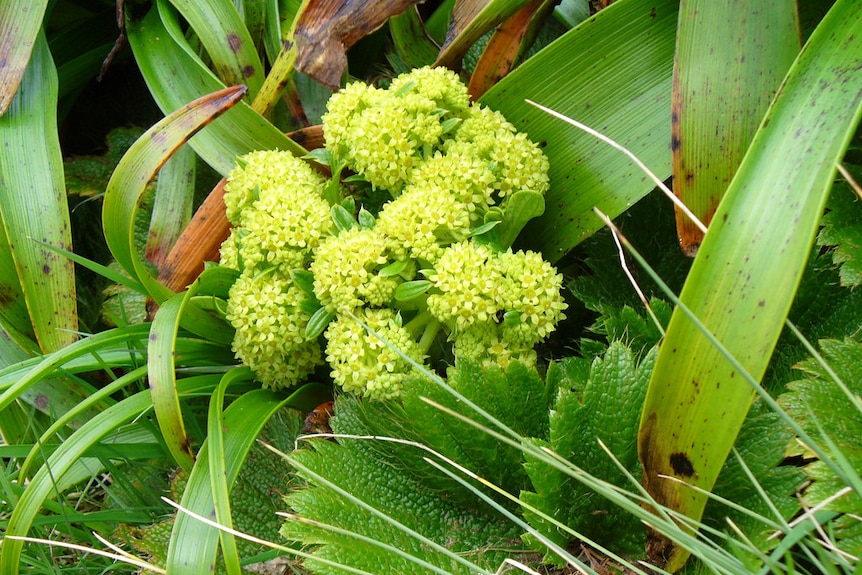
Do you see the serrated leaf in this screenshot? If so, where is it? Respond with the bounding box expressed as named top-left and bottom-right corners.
top-left (282, 361), bottom-right (547, 575)
top-left (777, 338), bottom-right (862, 558)
top-left (521, 342), bottom-right (656, 558)
top-left (817, 179), bottom-right (862, 287)
top-left (706, 403), bottom-right (804, 570)
top-left (334, 361), bottom-right (551, 506)
top-left (284, 437), bottom-right (524, 575)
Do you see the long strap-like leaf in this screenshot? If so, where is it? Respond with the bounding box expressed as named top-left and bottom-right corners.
top-left (0, 30), bottom-right (76, 353)
top-left (638, 1), bottom-right (862, 570)
top-left (671, 0), bottom-right (799, 255)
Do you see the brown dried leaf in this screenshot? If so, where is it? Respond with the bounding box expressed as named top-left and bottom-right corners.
top-left (294, 0), bottom-right (425, 90)
top-left (467, 0), bottom-right (551, 99)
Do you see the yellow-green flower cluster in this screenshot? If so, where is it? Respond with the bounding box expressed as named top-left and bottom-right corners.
top-left (220, 66), bottom-right (564, 399)
top-left (324, 308), bottom-right (423, 400)
top-left (225, 269), bottom-right (322, 388)
top-left (425, 241), bottom-right (567, 369)
top-left (220, 151), bottom-right (333, 389)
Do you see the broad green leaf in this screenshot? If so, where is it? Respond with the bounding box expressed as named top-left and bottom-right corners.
top-left (480, 0), bottom-right (678, 261)
top-left (0, 1), bottom-right (49, 115)
top-left (521, 343), bottom-right (656, 559)
top-left (390, 8), bottom-right (440, 69)
top-left (0, 219), bottom-right (35, 349)
top-left (103, 85), bottom-right (247, 303)
top-left (672, 0), bottom-right (799, 255)
top-left (167, 0), bottom-right (265, 98)
top-left (638, 2), bottom-right (862, 570)
top-left (125, 1), bottom-right (305, 176)
top-left (0, 30), bottom-right (76, 353)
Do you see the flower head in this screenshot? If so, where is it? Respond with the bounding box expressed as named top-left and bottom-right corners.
top-left (225, 268), bottom-right (323, 389)
top-left (324, 308), bottom-right (424, 400)
top-left (426, 241), bottom-right (503, 331)
top-left (311, 227), bottom-right (398, 313)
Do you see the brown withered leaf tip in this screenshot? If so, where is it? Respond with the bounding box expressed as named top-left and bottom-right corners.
top-left (294, 0), bottom-right (426, 90)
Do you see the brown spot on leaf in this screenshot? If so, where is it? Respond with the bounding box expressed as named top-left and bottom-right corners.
top-left (241, 65), bottom-right (255, 78)
top-left (35, 394), bottom-right (49, 410)
top-left (669, 452), bottom-right (695, 477)
top-left (42, 263), bottom-right (51, 274)
top-left (227, 33), bottom-right (243, 53)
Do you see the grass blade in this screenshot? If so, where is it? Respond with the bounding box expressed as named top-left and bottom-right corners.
top-left (166, 383), bottom-right (329, 574)
top-left (637, 2), bottom-right (862, 568)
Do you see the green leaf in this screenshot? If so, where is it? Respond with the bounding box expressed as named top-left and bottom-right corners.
top-left (0, 0), bottom-right (49, 114)
top-left (480, 0), bottom-right (678, 261)
top-left (521, 342), bottom-right (656, 558)
top-left (166, 0), bottom-right (265, 98)
top-left (394, 279), bottom-right (431, 301)
top-left (283, 438), bottom-right (524, 575)
top-left (778, 338), bottom-right (862, 562)
top-left (306, 306), bottom-right (335, 339)
top-left (336, 361), bottom-right (551, 506)
top-left (146, 144), bottom-right (196, 268)
top-left (358, 207), bottom-right (376, 229)
top-left (817, 177), bottom-right (862, 287)
top-left (103, 85), bottom-right (248, 303)
top-left (125, 1), bottom-right (305, 176)
top-left (378, 259), bottom-right (408, 278)
top-left (166, 383), bottom-right (333, 575)
top-left (390, 8), bottom-right (439, 69)
top-left (706, 403), bottom-right (804, 570)
top-left (671, 0), bottom-right (799, 254)
top-left (638, 2), bottom-right (862, 568)
top-left (436, 0), bottom-right (533, 68)
top-left (0, 376), bottom-right (220, 573)
top-left (0, 29), bottom-right (76, 353)
top-left (495, 190), bottom-right (544, 249)
top-left (148, 292), bottom-right (197, 472)
top-left (331, 203), bottom-right (357, 232)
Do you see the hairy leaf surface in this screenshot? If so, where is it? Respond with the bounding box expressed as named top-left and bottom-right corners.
top-left (778, 338), bottom-right (862, 558)
top-left (521, 342), bottom-right (656, 556)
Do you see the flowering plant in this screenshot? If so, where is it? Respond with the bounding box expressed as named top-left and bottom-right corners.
top-left (220, 66), bottom-right (567, 399)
